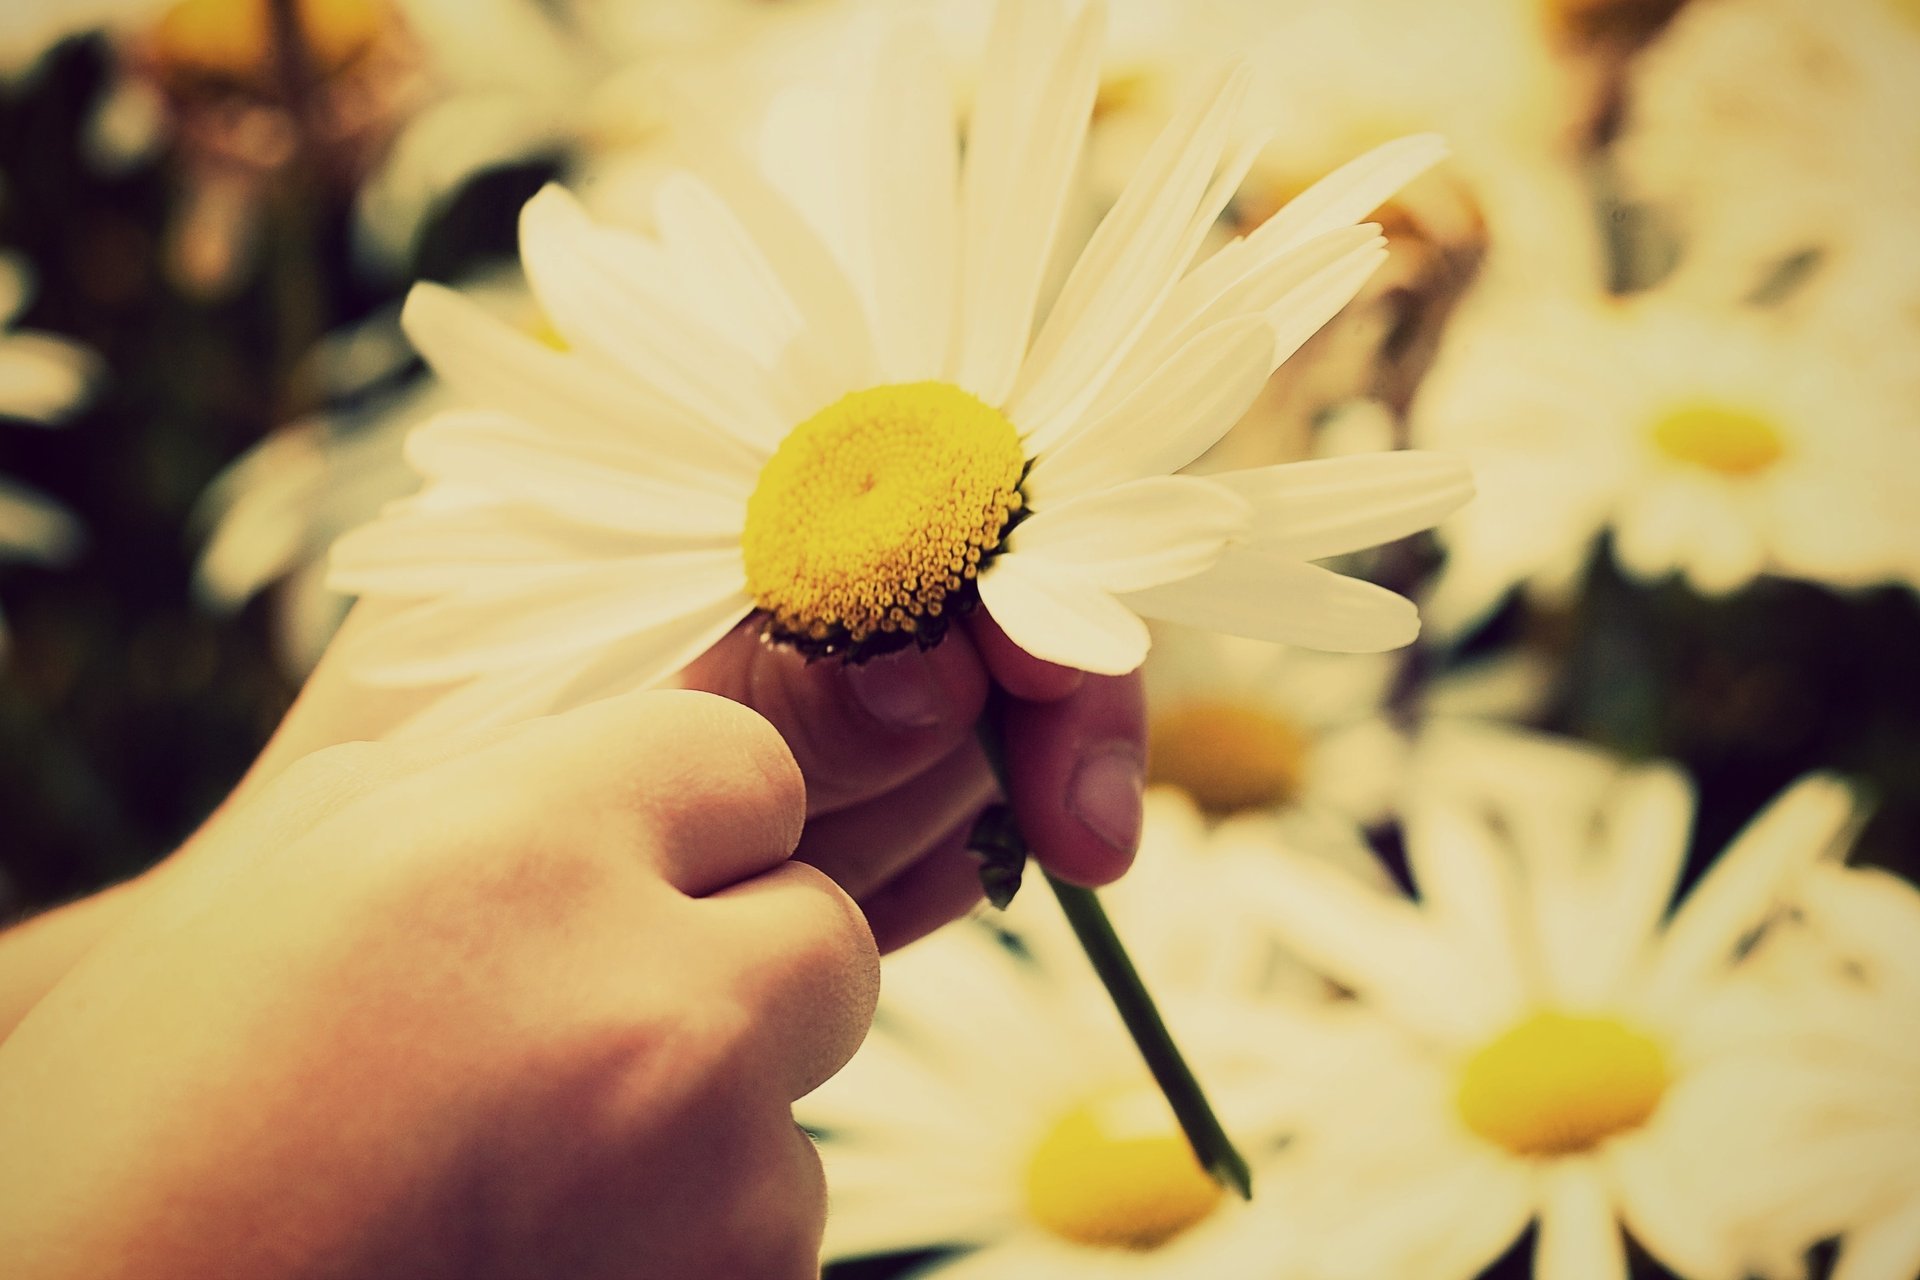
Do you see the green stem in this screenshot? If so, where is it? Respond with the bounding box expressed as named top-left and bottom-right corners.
top-left (969, 714), bottom-right (1252, 1200)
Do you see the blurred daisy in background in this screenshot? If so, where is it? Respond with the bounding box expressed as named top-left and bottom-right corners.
top-left (329, 0), bottom-right (1472, 736)
top-left (1228, 728), bottom-right (1864, 1279)
top-left (801, 791), bottom-right (1381, 1277)
top-left (1411, 283), bottom-right (1920, 632)
top-left (1613, 0), bottom-right (1920, 347)
top-left (1142, 626), bottom-right (1408, 827)
top-left (1677, 862), bottom-right (1920, 1280)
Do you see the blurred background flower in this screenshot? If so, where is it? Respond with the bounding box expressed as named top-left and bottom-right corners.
top-left (0, 0), bottom-right (1916, 1275)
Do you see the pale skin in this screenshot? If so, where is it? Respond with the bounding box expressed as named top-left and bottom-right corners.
top-left (0, 606), bottom-right (1146, 1277)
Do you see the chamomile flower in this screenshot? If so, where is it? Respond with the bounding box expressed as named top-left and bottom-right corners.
top-left (329, 0), bottom-right (1471, 736)
top-left (1614, 0), bottom-right (1920, 346)
top-left (1410, 283), bottom-right (1920, 631)
top-left (799, 790), bottom-right (1375, 1276)
top-left (1231, 729), bottom-right (1865, 1279)
top-left (1680, 862), bottom-right (1920, 1280)
top-left (1143, 626), bottom-right (1407, 826)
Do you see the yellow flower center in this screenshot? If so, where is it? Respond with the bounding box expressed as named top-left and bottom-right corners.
top-left (742, 382), bottom-right (1025, 652)
top-left (1456, 1011), bottom-right (1670, 1158)
top-left (1650, 403), bottom-right (1787, 478)
top-left (1148, 700), bottom-right (1310, 816)
top-left (1024, 1089), bottom-right (1224, 1251)
top-left (151, 0), bottom-right (388, 82)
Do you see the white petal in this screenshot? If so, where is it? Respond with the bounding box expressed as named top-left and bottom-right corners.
top-left (1833, 1204), bottom-right (1920, 1280)
top-left (517, 186), bottom-right (790, 450)
top-left (951, 0), bottom-right (1102, 403)
top-left (348, 548), bottom-right (746, 685)
top-left (1231, 846), bottom-right (1499, 1043)
top-left (1023, 316), bottom-right (1273, 502)
top-left (0, 332), bottom-right (98, 424)
top-left (1638, 773), bottom-right (1859, 1017)
top-left (391, 591), bottom-right (752, 740)
top-left (1535, 1161), bottom-right (1628, 1280)
top-left (404, 413), bottom-right (746, 539)
top-left (976, 552), bottom-right (1149, 675)
top-left (667, 100), bottom-right (875, 395)
top-left (1262, 237), bottom-right (1389, 371)
top-left (327, 502), bottom-right (658, 598)
top-left (1009, 64), bottom-right (1252, 439)
top-left (1125, 223), bottom-right (1384, 387)
top-left (0, 253), bottom-right (27, 326)
top-left (1552, 767), bottom-right (1694, 1007)
top-left (1218, 451), bottom-right (1475, 562)
top-left (400, 283), bottom-right (762, 483)
top-left (1009, 476), bottom-right (1248, 594)
top-left (865, 20), bottom-right (957, 382)
top-left (0, 476), bottom-right (79, 564)
top-left (1256, 133), bottom-right (1449, 255)
top-left (1403, 800), bottom-right (1534, 1013)
top-left (1124, 554), bottom-right (1421, 652)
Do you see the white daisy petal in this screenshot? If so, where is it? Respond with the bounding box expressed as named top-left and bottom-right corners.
top-left (1023, 316), bottom-right (1274, 502)
top-left (1232, 847), bottom-right (1503, 1042)
top-left (1638, 773), bottom-right (1858, 1016)
top-left (1261, 237), bottom-right (1389, 370)
top-left (1010, 476), bottom-right (1248, 595)
top-left (977, 552), bottom-right (1150, 675)
top-left (865, 19), bottom-right (958, 383)
top-left (0, 332), bottom-right (98, 424)
top-left (1125, 555), bottom-right (1421, 652)
top-left (1010, 63), bottom-right (1252, 439)
top-left (1127, 222), bottom-right (1385, 382)
top-left (0, 476), bottom-right (81, 565)
top-left (1535, 1161), bottom-right (1629, 1280)
top-left (1217, 451), bottom-right (1475, 562)
top-left (400, 283), bottom-right (763, 482)
top-left (391, 590), bottom-right (751, 740)
top-left (328, 502), bottom-right (667, 598)
top-left (1833, 1204), bottom-right (1920, 1280)
top-left (1403, 801), bottom-right (1533, 1014)
top-left (951, 0), bottom-right (1102, 404)
top-left (517, 186), bottom-right (791, 450)
top-left (1554, 767), bottom-right (1694, 1007)
top-left (404, 413), bottom-right (747, 540)
top-left (350, 548), bottom-right (746, 685)
top-left (1253, 132), bottom-right (1450, 255)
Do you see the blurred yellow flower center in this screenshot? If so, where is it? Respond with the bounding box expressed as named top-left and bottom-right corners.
top-left (1148, 700), bottom-right (1310, 815)
top-left (1024, 1090), bottom-right (1224, 1251)
top-left (1456, 1011), bottom-right (1669, 1157)
top-left (1650, 403), bottom-right (1786, 478)
top-left (152, 0), bottom-right (387, 81)
top-left (743, 382), bottom-right (1025, 648)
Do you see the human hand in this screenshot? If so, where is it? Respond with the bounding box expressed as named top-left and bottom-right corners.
top-left (243, 603), bottom-right (1147, 954)
top-left (0, 690), bottom-right (877, 1280)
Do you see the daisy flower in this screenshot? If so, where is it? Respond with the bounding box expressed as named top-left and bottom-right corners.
top-left (1230, 727), bottom-right (1865, 1280)
top-left (1142, 625), bottom-right (1407, 826)
top-left (800, 790), bottom-right (1381, 1276)
top-left (1613, 0), bottom-right (1920, 351)
top-left (328, 0), bottom-right (1472, 737)
top-left (1409, 283), bottom-right (1920, 632)
top-left (1676, 862), bottom-right (1920, 1280)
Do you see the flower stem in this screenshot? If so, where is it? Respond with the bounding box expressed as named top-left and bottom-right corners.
top-left (969, 713), bottom-right (1252, 1200)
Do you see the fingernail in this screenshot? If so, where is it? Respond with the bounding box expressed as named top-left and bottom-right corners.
top-left (844, 648), bottom-right (944, 732)
top-left (1068, 745), bottom-right (1145, 856)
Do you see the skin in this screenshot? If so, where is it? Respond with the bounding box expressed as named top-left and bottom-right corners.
top-left (0, 604), bottom-right (1145, 1029)
top-left (0, 605), bottom-right (1146, 1275)
top-left (0, 689), bottom-right (877, 1279)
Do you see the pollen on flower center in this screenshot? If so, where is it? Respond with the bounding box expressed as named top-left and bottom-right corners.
top-left (1650, 403), bottom-right (1787, 478)
top-left (1024, 1088), bottom-right (1224, 1251)
top-left (1148, 700), bottom-right (1310, 815)
top-left (1456, 1011), bottom-right (1670, 1158)
top-left (742, 382), bottom-right (1025, 654)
